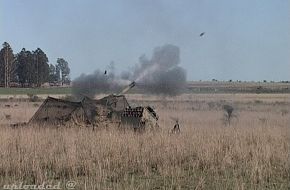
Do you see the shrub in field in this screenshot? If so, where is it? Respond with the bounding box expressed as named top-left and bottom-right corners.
top-left (207, 102), bottom-right (216, 110)
top-left (281, 109), bottom-right (289, 116)
top-left (33, 103), bottom-right (39, 107)
top-left (4, 114), bottom-right (11, 120)
top-left (222, 104), bottom-right (237, 126)
top-left (27, 93), bottom-right (40, 102)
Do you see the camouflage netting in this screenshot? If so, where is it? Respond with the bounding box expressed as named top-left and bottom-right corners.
top-left (29, 94), bottom-right (158, 129)
top-left (29, 97), bottom-right (84, 125)
top-left (94, 95), bottom-right (129, 112)
top-left (29, 95), bottom-right (130, 127)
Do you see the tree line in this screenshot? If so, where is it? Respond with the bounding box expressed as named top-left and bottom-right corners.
top-left (0, 42), bottom-right (70, 88)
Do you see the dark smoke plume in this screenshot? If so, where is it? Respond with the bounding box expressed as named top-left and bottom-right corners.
top-left (72, 44), bottom-right (187, 97)
top-left (72, 69), bottom-right (127, 98)
top-left (133, 44), bottom-right (186, 95)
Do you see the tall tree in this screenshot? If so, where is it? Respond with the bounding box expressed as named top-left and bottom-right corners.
top-left (16, 48), bottom-right (33, 87)
top-left (0, 42), bottom-right (16, 87)
top-left (55, 64), bottom-right (61, 83)
top-left (57, 58), bottom-right (70, 85)
top-left (49, 64), bottom-right (58, 83)
top-left (33, 48), bottom-right (49, 86)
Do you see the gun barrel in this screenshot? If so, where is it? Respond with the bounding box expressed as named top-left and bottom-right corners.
top-left (119, 81), bottom-right (136, 95)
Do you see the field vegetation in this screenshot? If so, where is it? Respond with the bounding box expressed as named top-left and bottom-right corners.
top-left (0, 93), bottom-right (289, 189)
top-left (0, 81), bottom-right (289, 96)
top-left (0, 87), bottom-right (72, 95)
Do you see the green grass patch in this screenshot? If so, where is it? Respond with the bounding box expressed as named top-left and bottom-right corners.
top-left (0, 87), bottom-right (72, 95)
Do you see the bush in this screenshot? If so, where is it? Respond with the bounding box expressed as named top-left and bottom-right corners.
top-left (27, 93), bottom-right (40, 102)
top-left (222, 104), bottom-right (237, 126)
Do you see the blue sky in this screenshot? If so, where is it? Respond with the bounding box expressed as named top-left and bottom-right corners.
top-left (1, 0), bottom-right (289, 81)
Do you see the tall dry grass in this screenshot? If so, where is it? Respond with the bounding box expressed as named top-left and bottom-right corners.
top-left (0, 94), bottom-right (289, 189)
top-left (0, 124), bottom-right (289, 189)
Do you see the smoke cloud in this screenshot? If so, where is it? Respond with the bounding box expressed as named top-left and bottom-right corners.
top-left (72, 44), bottom-right (187, 97)
top-left (72, 70), bottom-right (130, 98)
top-left (133, 44), bottom-right (186, 95)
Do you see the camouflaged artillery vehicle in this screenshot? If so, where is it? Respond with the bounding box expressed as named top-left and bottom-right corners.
top-left (29, 81), bottom-right (159, 130)
top-left (121, 106), bottom-right (158, 130)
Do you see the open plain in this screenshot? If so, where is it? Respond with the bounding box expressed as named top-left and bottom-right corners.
top-left (0, 92), bottom-right (289, 189)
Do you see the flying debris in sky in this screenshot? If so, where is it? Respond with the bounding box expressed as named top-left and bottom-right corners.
top-left (104, 70), bottom-right (107, 75)
top-left (199, 32), bottom-right (205, 37)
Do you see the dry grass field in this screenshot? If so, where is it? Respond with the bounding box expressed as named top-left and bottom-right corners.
top-left (0, 93), bottom-right (289, 189)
